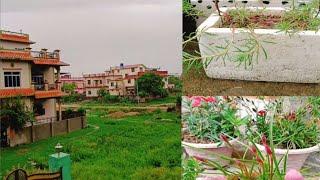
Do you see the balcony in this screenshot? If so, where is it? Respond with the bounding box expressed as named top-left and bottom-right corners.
top-left (0, 49), bottom-right (59, 60)
top-left (33, 82), bottom-right (65, 99)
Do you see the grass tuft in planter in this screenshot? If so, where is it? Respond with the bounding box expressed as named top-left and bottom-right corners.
top-left (183, 0), bottom-right (320, 83)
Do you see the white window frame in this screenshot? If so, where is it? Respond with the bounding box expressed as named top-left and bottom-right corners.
top-left (4, 72), bottom-right (21, 87)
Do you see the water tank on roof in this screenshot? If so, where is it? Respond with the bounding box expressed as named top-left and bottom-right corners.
top-left (120, 63), bottom-right (124, 69)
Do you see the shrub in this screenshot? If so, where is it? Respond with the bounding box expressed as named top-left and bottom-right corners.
top-left (0, 97), bottom-right (34, 131)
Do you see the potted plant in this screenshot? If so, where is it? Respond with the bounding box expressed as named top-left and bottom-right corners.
top-left (182, 96), bottom-right (248, 166)
top-left (183, 134), bottom-right (306, 180)
top-left (251, 97), bottom-right (320, 170)
top-left (186, 0), bottom-right (320, 83)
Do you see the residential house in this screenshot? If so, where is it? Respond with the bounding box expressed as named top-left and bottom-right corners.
top-left (0, 30), bottom-right (69, 146)
top-left (60, 73), bottom-right (85, 94)
top-left (82, 63), bottom-right (169, 97)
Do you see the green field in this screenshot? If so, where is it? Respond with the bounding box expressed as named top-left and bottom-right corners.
top-left (0, 110), bottom-right (181, 179)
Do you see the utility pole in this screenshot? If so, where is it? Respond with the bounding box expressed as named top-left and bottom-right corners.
top-left (136, 80), bottom-right (139, 104)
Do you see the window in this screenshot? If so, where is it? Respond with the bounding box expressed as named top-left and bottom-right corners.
top-left (87, 80), bottom-right (91, 85)
top-left (139, 67), bottom-right (143, 71)
top-left (88, 91), bottom-right (91, 95)
top-left (34, 101), bottom-right (45, 116)
top-left (100, 80), bottom-right (102, 84)
top-left (4, 72), bottom-right (21, 87)
top-left (131, 68), bottom-right (135, 72)
top-left (128, 79), bottom-right (131, 84)
top-left (111, 82), bottom-right (114, 87)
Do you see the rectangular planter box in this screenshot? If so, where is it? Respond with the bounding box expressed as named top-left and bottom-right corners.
top-left (197, 7), bottom-right (320, 83)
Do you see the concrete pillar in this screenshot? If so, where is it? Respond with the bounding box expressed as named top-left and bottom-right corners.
top-left (56, 67), bottom-right (61, 90)
top-left (49, 152), bottom-right (71, 180)
top-left (58, 99), bottom-right (62, 121)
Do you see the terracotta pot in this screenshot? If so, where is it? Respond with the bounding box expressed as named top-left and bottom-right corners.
top-left (182, 138), bottom-right (237, 166)
top-left (255, 143), bottom-right (320, 170)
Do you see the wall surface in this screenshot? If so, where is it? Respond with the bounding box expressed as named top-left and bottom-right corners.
top-left (0, 60), bottom-right (32, 89)
top-left (8, 116), bottom-right (86, 147)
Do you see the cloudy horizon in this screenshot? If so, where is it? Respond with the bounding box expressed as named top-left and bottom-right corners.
top-left (1, 0), bottom-right (182, 76)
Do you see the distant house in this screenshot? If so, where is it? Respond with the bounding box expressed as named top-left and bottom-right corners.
top-left (82, 63), bottom-right (169, 97)
top-left (60, 73), bottom-right (85, 94)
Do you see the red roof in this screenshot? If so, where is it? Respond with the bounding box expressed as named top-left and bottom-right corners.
top-left (0, 50), bottom-right (33, 60)
top-left (33, 59), bottom-right (69, 66)
top-left (0, 88), bottom-right (35, 98)
top-left (35, 90), bottom-right (66, 99)
top-left (0, 33), bottom-right (33, 44)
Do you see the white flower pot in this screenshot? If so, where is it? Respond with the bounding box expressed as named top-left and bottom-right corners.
top-left (197, 7), bottom-right (320, 83)
top-left (182, 138), bottom-right (237, 166)
top-left (255, 143), bottom-right (320, 170)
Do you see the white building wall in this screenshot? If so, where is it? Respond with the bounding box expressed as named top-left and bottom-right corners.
top-left (0, 60), bottom-right (32, 89)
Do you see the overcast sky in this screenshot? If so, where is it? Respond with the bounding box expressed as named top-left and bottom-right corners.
top-left (1, 0), bottom-right (182, 76)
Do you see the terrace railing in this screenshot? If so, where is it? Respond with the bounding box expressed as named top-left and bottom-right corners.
top-left (30, 51), bottom-right (59, 60)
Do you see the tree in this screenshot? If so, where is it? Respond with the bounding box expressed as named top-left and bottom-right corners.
top-left (62, 83), bottom-right (76, 94)
top-left (97, 88), bottom-right (119, 103)
top-left (0, 97), bottom-right (34, 132)
top-left (136, 73), bottom-right (168, 98)
top-left (168, 76), bottom-right (182, 93)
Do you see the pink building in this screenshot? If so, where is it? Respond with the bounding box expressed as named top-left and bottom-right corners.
top-left (60, 73), bottom-right (85, 94)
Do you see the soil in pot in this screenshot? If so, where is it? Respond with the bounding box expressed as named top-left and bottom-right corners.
top-left (221, 13), bottom-right (282, 29)
top-left (218, 9), bottom-right (320, 31)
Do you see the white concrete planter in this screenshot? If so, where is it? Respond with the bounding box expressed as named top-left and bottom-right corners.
top-left (197, 7), bottom-right (320, 83)
top-left (182, 138), bottom-right (237, 166)
top-left (255, 143), bottom-right (320, 170)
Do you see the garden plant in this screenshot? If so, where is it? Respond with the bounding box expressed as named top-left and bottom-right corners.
top-left (182, 96), bottom-right (320, 179)
top-left (182, 96), bottom-right (248, 164)
top-left (183, 0), bottom-right (320, 83)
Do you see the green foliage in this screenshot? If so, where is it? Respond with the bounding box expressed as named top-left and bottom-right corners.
top-left (277, 1), bottom-right (320, 34)
top-left (97, 89), bottom-right (120, 103)
top-left (62, 93), bottom-right (84, 103)
top-left (137, 73), bottom-right (168, 98)
top-left (1, 111), bottom-right (181, 179)
top-left (183, 0), bottom-right (203, 18)
top-left (168, 76), bottom-right (182, 93)
top-left (0, 97), bottom-right (34, 132)
top-left (255, 104), bottom-right (320, 149)
top-left (61, 83), bottom-right (76, 94)
top-left (183, 97), bottom-right (248, 142)
top-left (182, 158), bottom-right (203, 180)
top-left (77, 107), bottom-right (86, 116)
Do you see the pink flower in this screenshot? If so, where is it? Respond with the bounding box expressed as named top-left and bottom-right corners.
top-left (286, 111), bottom-right (296, 121)
top-left (192, 97), bottom-right (202, 107)
top-left (250, 146), bottom-right (257, 155)
top-left (264, 144), bottom-right (272, 156)
top-left (204, 96), bottom-right (216, 103)
top-left (220, 134), bottom-right (229, 143)
top-left (261, 134), bottom-right (267, 145)
top-left (285, 169), bottom-right (304, 180)
top-left (258, 110), bottom-right (267, 117)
